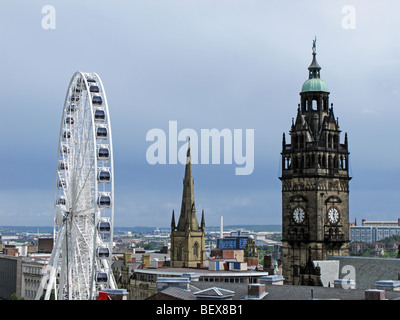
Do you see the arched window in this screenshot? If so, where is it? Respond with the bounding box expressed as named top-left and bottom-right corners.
top-left (177, 242), bottom-right (182, 261)
top-left (333, 135), bottom-right (338, 149)
top-left (312, 100), bottom-right (317, 110)
top-left (193, 242), bottom-right (199, 257)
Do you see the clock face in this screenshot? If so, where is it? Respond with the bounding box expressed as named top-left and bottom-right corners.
top-left (328, 207), bottom-right (340, 224)
top-left (293, 207), bottom-right (305, 224)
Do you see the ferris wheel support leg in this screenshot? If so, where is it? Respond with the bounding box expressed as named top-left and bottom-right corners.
top-left (58, 231), bottom-right (67, 299)
top-left (89, 221), bottom-right (98, 300)
top-left (35, 225), bottom-right (65, 300)
top-left (53, 277), bottom-right (58, 300)
top-left (100, 258), bottom-right (116, 289)
top-left (35, 267), bottom-right (50, 300)
top-left (45, 226), bottom-right (66, 300)
top-left (109, 274), bottom-right (116, 290)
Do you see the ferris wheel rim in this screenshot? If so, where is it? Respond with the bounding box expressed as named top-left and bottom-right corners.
top-left (54, 72), bottom-right (94, 222)
top-left (37, 71), bottom-right (115, 300)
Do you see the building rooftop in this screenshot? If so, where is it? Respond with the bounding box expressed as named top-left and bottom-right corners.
top-left (151, 281), bottom-right (400, 300)
top-left (133, 266), bottom-right (270, 277)
top-left (327, 255), bottom-right (400, 290)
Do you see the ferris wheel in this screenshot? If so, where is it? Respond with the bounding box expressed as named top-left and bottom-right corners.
top-left (36, 71), bottom-right (116, 300)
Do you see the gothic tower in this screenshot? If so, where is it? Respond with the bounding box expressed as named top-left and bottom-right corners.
top-left (170, 140), bottom-right (206, 268)
top-left (280, 39), bottom-right (351, 285)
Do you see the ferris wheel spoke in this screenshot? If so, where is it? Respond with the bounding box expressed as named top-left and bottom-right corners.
top-left (67, 87), bottom-right (91, 209)
top-left (72, 216), bottom-right (93, 253)
top-left (71, 160), bottom-right (95, 213)
top-left (74, 206), bottom-right (96, 217)
top-left (72, 106), bottom-right (93, 191)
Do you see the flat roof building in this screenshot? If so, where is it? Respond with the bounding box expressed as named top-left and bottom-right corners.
top-left (350, 225), bottom-right (400, 243)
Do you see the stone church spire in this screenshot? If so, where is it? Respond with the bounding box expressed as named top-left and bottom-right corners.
top-left (177, 139), bottom-right (200, 232)
top-left (170, 139), bottom-right (206, 268)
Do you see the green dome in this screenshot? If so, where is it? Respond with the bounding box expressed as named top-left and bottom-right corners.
top-left (301, 78), bottom-right (329, 93)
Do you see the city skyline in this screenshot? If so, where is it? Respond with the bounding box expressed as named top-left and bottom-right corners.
top-left (1, 1), bottom-right (400, 228)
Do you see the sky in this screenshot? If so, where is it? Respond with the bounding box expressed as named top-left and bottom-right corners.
top-left (0, 0), bottom-right (399, 228)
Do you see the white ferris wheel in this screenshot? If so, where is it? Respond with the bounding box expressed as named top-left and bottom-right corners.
top-left (36, 71), bottom-right (116, 300)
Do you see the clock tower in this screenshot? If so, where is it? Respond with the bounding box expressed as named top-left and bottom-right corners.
top-left (280, 39), bottom-right (351, 285)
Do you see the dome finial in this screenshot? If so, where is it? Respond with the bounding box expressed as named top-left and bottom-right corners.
top-left (301, 38), bottom-right (329, 93)
top-left (312, 36), bottom-right (317, 55)
top-left (308, 37), bottom-right (321, 79)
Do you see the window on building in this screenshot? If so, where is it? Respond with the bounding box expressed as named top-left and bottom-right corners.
top-left (177, 242), bottom-right (182, 261)
top-left (193, 242), bottom-right (199, 257)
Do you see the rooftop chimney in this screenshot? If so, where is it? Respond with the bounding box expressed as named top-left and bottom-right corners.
top-left (365, 289), bottom-right (385, 300)
top-left (245, 284), bottom-right (268, 300)
top-left (142, 253), bottom-right (150, 268)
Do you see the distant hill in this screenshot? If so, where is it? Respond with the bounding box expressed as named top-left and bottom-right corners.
top-left (115, 225), bottom-right (283, 233)
top-left (1, 224), bottom-right (282, 234)
top-left (115, 226), bottom-right (159, 233)
top-left (207, 225), bottom-right (282, 232)
top-left (113, 225), bottom-right (282, 233)
top-left (0, 226), bottom-right (53, 234)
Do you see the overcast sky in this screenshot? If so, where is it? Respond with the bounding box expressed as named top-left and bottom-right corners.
top-left (0, 0), bottom-right (399, 228)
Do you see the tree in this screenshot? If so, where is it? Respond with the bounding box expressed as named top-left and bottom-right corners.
top-left (10, 293), bottom-right (24, 300)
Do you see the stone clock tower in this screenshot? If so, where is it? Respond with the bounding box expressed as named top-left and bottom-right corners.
top-left (280, 39), bottom-right (351, 285)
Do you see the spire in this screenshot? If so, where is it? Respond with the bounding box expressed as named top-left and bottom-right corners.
top-left (177, 138), bottom-right (199, 232)
top-left (186, 137), bottom-right (191, 163)
top-left (308, 36), bottom-right (321, 79)
top-left (328, 103), bottom-right (336, 122)
top-left (171, 210), bottom-right (176, 230)
top-left (201, 210), bottom-right (205, 230)
top-left (293, 108), bottom-right (304, 131)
